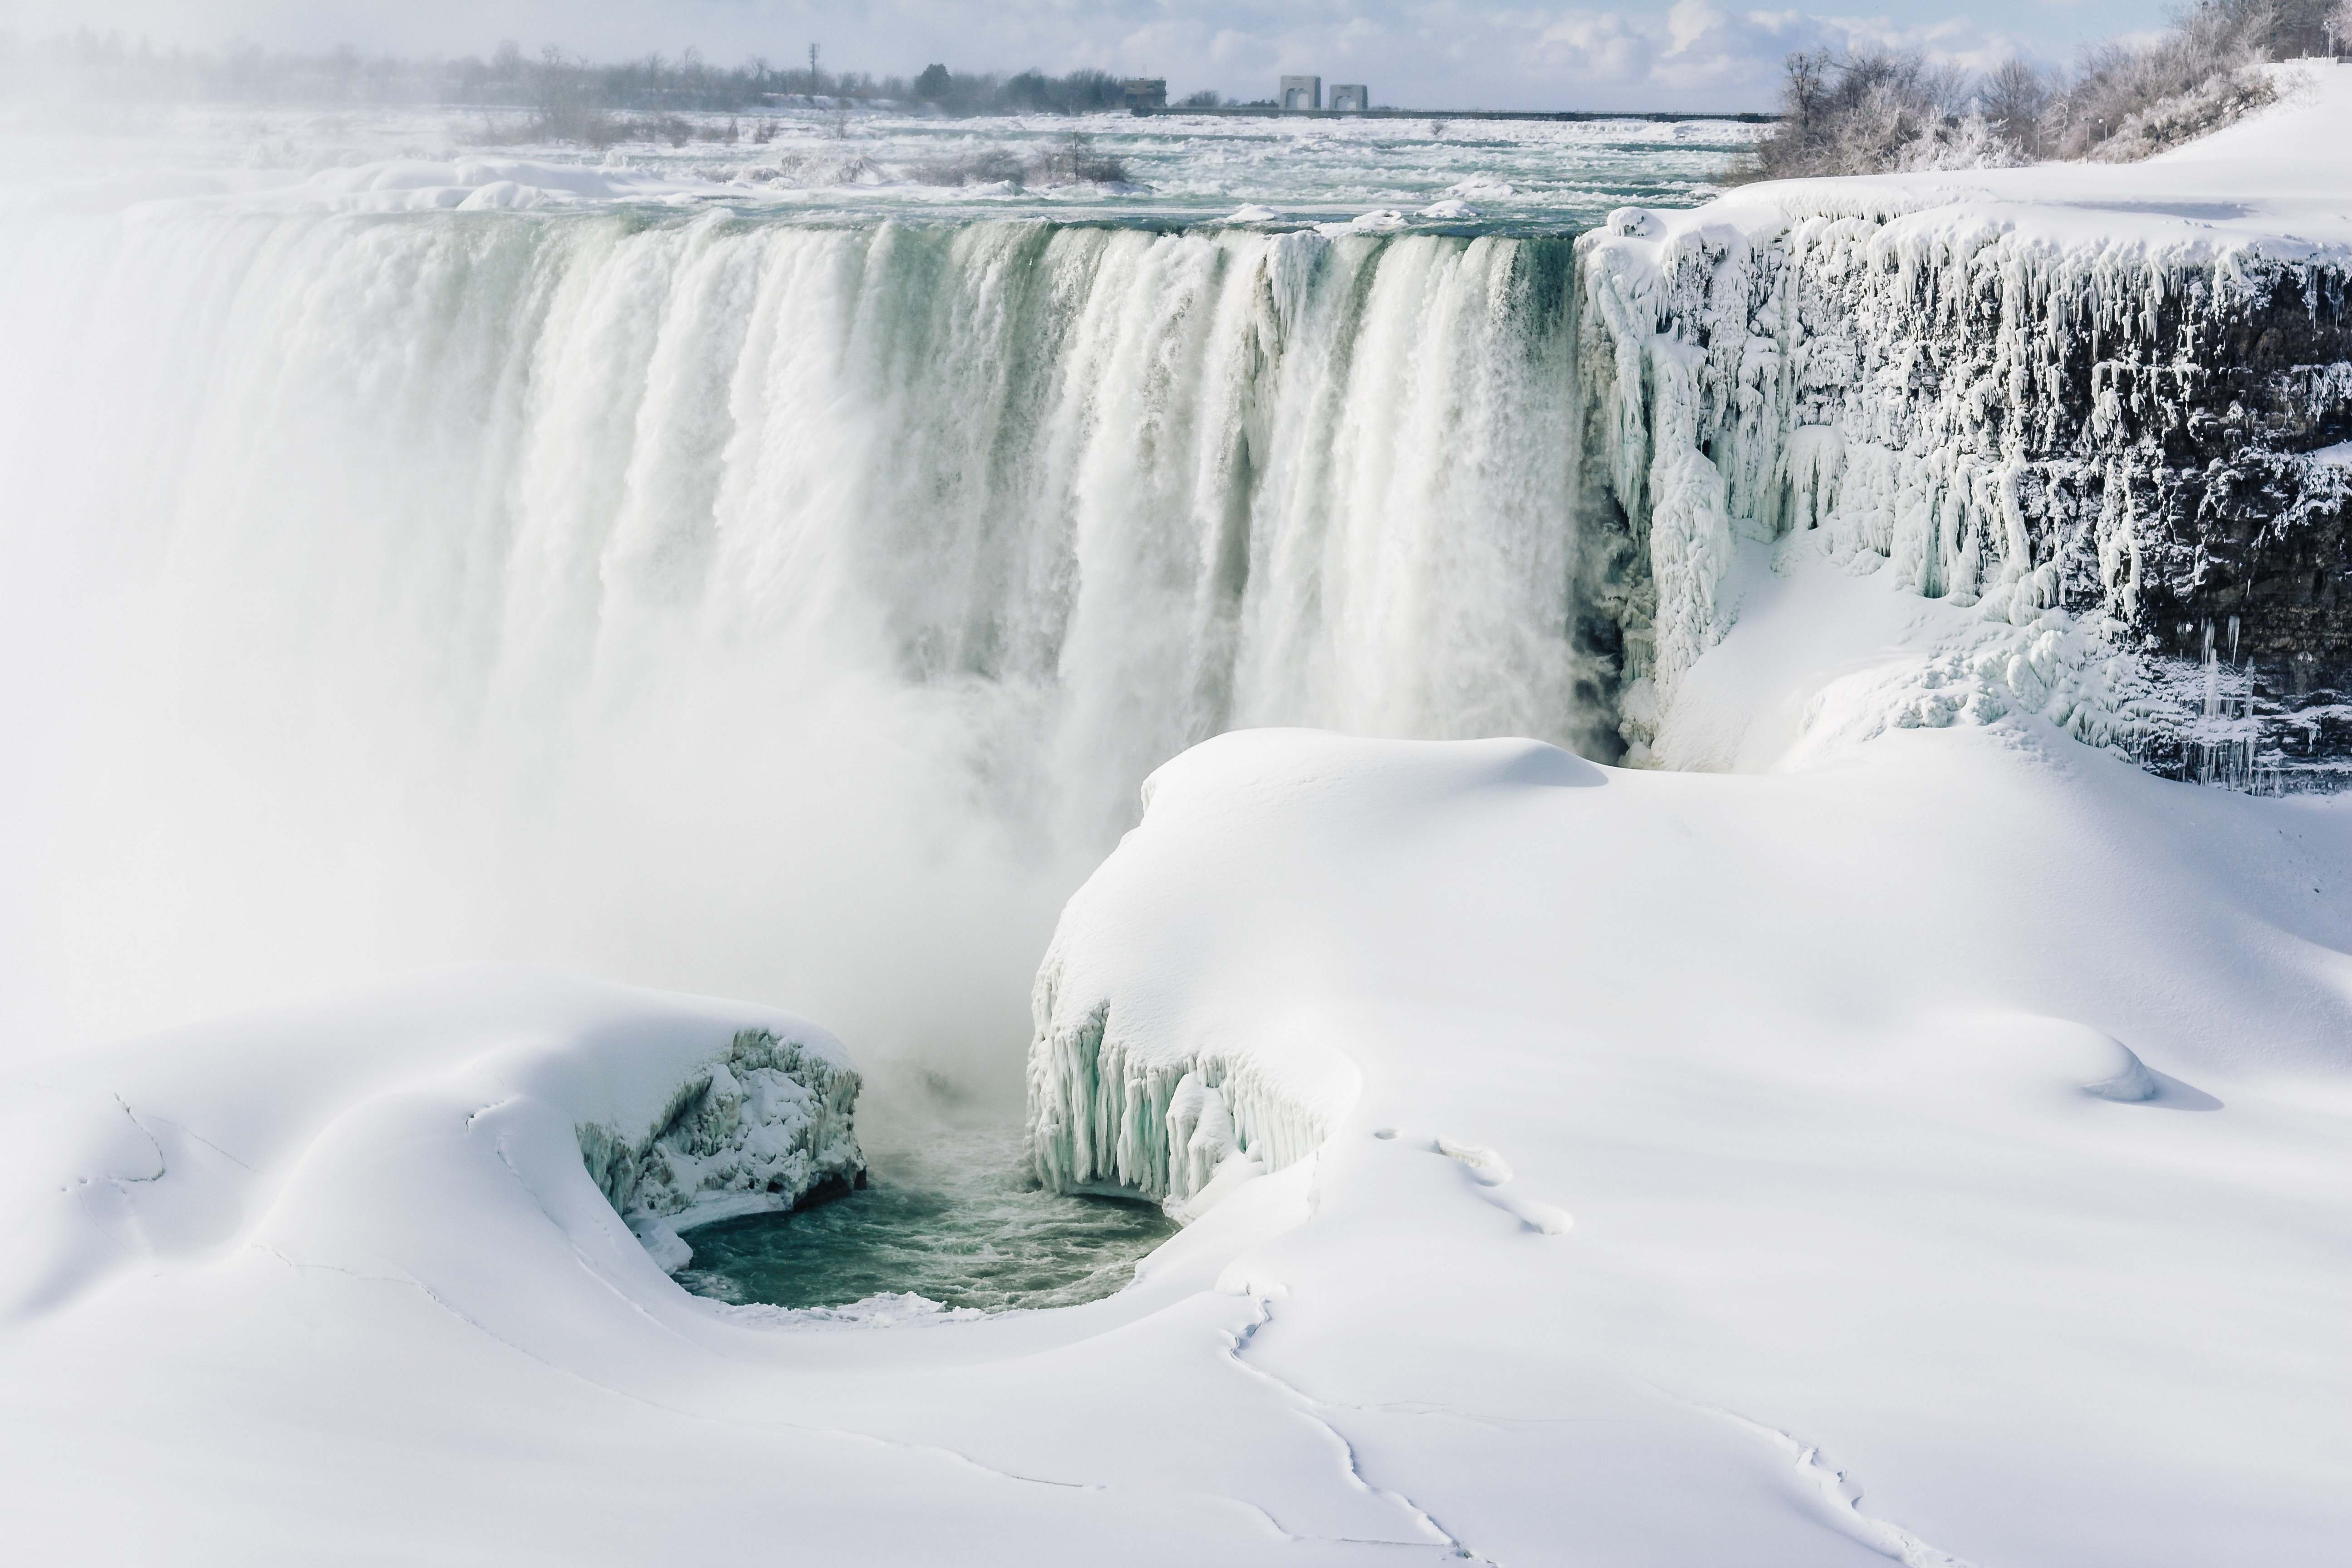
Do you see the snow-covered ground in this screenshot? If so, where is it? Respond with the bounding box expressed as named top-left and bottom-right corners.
top-left (2, 64), bottom-right (2348, 1568)
top-left (1657, 60), bottom-right (2352, 254)
top-left (1032, 724), bottom-right (2352, 1566)
top-left (7, 720), bottom-right (2346, 1563)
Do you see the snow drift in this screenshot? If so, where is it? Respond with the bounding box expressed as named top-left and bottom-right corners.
top-left (1019, 725), bottom-right (2352, 1565)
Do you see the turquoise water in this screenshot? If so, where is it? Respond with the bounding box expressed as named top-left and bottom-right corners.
top-left (675, 1127), bottom-right (1176, 1313)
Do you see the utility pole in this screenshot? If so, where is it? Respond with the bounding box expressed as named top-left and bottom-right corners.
top-left (808, 43), bottom-right (819, 95)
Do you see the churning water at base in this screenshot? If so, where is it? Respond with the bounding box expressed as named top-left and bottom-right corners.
top-left (676, 1127), bottom-right (1175, 1313)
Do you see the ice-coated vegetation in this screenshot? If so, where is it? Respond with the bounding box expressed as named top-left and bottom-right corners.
top-left (1747, 0), bottom-right (2347, 179)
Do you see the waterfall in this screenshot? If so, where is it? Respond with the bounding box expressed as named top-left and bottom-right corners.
top-left (0, 207), bottom-right (1601, 1059)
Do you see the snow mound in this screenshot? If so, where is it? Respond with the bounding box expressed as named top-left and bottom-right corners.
top-left (0, 969), bottom-right (861, 1319)
top-left (1021, 723), bottom-right (2352, 1562)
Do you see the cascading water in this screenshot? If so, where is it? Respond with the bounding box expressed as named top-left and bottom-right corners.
top-left (0, 205), bottom-right (1610, 1064)
top-left (0, 107), bottom-right (1771, 1317)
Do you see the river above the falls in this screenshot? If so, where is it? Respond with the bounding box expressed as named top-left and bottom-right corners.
top-left (0, 101), bottom-right (1756, 233)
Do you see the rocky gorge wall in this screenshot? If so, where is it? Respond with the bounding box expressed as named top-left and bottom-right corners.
top-left (1575, 196), bottom-right (2352, 788)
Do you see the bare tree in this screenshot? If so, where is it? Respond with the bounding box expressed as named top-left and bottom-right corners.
top-left (1980, 58), bottom-right (2051, 156)
top-left (1746, 49), bottom-right (1978, 180)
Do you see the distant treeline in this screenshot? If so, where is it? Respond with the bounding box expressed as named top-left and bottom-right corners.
top-left (1749, 0), bottom-right (2352, 177)
top-left (0, 31), bottom-right (1222, 118)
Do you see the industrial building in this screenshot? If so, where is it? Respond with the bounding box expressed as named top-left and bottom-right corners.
top-left (1329, 83), bottom-right (1369, 112)
top-left (1279, 75), bottom-right (1320, 110)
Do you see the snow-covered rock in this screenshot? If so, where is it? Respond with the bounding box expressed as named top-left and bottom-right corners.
top-left (578, 1026), bottom-right (864, 1251)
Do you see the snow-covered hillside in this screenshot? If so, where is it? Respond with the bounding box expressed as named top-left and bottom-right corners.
top-left (1577, 62), bottom-right (2352, 786)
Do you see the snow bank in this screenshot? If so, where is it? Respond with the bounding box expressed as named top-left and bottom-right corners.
top-left (0, 969), bottom-right (861, 1317)
top-left (1574, 63), bottom-right (2352, 784)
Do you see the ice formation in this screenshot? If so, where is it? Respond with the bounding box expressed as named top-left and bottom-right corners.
top-left (1025, 968), bottom-right (1347, 1215)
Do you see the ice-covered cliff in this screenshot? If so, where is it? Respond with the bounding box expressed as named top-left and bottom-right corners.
top-left (1574, 64), bottom-right (2352, 786)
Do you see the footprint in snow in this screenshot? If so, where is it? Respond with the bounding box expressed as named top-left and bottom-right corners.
top-left (1381, 1131), bottom-right (1573, 1235)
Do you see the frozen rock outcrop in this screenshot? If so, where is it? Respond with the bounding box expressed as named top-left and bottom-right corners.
top-left (577, 1026), bottom-right (865, 1265)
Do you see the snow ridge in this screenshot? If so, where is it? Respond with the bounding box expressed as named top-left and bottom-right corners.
top-left (1698, 1406), bottom-right (1980, 1568)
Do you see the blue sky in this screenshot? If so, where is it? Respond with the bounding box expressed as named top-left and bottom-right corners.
top-left (4, 0), bottom-right (2176, 110)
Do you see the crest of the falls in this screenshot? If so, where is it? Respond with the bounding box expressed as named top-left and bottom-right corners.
top-left (0, 208), bottom-right (1606, 1053)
